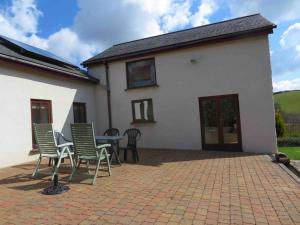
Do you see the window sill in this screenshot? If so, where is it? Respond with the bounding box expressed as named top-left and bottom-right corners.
top-left (131, 120), bottom-right (156, 124)
top-left (125, 84), bottom-right (159, 91)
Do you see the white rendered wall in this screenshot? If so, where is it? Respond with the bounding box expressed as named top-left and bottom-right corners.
top-left (90, 35), bottom-right (277, 154)
top-left (0, 61), bottom-right (97, 168)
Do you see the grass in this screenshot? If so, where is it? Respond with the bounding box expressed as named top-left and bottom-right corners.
top-left (278, 147), bottom-right (300, 160)
top-left (274, 90), bottom-right (300, 114)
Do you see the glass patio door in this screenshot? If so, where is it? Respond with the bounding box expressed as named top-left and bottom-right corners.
top-left (199, 94), bottom-right (242, 151)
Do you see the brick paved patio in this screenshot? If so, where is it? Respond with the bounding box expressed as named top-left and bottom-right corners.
top-left (0, 149), bottom-right (299, 225)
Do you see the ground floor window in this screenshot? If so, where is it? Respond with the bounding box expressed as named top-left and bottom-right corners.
top-left (31, 99), bottom-right (52, 148)
top-left (73, 102), bottom-right (87, 123)
top-left (131, 98), bottom-right (154, 123)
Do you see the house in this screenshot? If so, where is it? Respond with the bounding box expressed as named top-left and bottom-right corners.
top-left (0, 14), bottom-right (277, 168)
top-left (0, 36), bottom-right (98, 168)
top-left (83, 14), bottom-right (277, 154)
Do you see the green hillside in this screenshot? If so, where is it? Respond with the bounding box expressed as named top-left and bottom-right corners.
top-left (274, 90), bottom-right (300, 114)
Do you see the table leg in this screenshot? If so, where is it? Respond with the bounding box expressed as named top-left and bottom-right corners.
top-left (111, 141), bottom-right (121, 165)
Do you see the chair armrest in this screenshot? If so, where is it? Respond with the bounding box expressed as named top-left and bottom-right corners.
top-left (96, 144), bottom-right (111, 149)
top-left (59, 145), bottom-right (73, 156)
top-left (96, 144), bottom-right (111, 157)
top-left (57, 142), bottom-right (73, 148)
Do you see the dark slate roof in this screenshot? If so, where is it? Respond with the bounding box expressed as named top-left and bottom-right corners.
top-left (83, 14), bottom-right (276, 65)
top-left (0, 36), bottom-right (98, 83)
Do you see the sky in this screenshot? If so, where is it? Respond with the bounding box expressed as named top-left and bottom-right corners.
top-left (0, 0), bottom-right (299, 92)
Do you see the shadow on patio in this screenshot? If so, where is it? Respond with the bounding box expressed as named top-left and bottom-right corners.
top-left (0, 149), bottom-right (263, 188)
top-left (126, 148), bottom-right (264, 167)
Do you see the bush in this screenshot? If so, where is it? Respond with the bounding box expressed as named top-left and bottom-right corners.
top-left (274, 102), bottom-right (282, 113)
top-left (275, 112), bottom-right (287, 137)
top-left (277, 137), bottom-right (300, 147)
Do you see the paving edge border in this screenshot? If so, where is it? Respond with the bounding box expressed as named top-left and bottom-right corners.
top-left (269, 154), bottom-right (300, 185)
top-left (278, 163), bottom-right (300, 185)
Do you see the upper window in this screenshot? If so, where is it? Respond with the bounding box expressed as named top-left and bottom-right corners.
top-left (131, 99), bottom-right (155, 123)
top-left (126, 58), bottom-right (157, 89)
top-left (31, 99), bottom-right (52, 148)
top-left (73, 102), bottom-right (87, 123)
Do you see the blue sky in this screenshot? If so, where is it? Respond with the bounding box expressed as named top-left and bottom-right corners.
top-left (0, 0), bottom-right (299, 91)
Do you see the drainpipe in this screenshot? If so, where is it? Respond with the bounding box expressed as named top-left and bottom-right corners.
top-left (105, 61), bottom-right (112, 129)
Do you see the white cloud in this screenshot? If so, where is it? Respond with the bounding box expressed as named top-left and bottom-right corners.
top-left (161, 1), bottom-right (192, 32)
top-left (73, 0), bottom-right (163, 49)
top-left (280, 23), bottom-right (300, 49)
top-left (225, 0), bottom-right (300, 23)
top-left (1, 0), bottom-right (190, 64)
top-left (1, 0), bottom-right (299, 68)
top-left (74, 0), bottom-right (197, 48)
top-left (296, 45), bottom-right (300, 58)
top-left (191, 0), bottom-right (218, 26)
top-left (0, 13), bottom-right (22, 38)
top-left (0, 0), bottom-right (48, 49)
top-left (123, 0), bottom-right (172, 16)
top-left (47, 28), bottom-right (97, 64)
top-left (0, 0), bottom-right (97, 65)
top-left (273, 78), bottom-right (300, 92)
top-left (8, 0), bottom-right (42, 34)
top-left (271, 23), bottom-right (300, 79)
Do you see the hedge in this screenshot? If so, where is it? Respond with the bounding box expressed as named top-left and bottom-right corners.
top-left (277, 137), bottom-right (300, 147)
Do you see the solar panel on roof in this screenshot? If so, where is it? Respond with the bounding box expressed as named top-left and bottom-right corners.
top-left (0, 35), bottom-right (75, 67)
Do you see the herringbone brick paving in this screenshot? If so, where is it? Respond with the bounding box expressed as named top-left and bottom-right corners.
top-left (0, 149), bottom-right (299, 225)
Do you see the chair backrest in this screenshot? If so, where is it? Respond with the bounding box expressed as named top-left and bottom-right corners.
top-left (123, 128), bottom-right (141, 147)
top-left (70, 123), bottom-right (97, 157)
top-left (103, 128), bottom-right (120, 136)
top-left (54, 131), bottom-right (71, 145)
top-left (33, 123), bottom-right (57, 155)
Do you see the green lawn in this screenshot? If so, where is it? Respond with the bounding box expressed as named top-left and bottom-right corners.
top-left (274, 90), bottom-right (300, 114)
top-left (278, 147), bottom-right (300, 160)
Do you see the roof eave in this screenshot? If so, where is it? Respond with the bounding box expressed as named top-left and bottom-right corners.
top-left (0, 53), bottom-right (99, 84)
top-left (82, 25), bottom-right (275, 66)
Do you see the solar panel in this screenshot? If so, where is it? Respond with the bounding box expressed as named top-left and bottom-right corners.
top-left (0, 35), bottom-right (75, 67)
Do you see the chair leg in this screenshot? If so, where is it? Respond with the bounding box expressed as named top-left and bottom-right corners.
top-left (69, 154), bottom-right (75, 181)
top-left (48, 158), bottom-right (52, 166)
top-left (32, 155), bottom-right (42, 177)
top-left (133, 149), bottom-right (138, 163)
top-left (105, 151), bottom-right (112, 176)
top-left (114, 148), bottom-right (122, 165)
top-left (92, 158), bottom-right (101, 185)
top-left (131, 149), bottom-right (135, 163)
top-left (86, 160), bottom-right (91, 174)
top-left (77, 159), bottom-right (82, 168)
top-left (124, 149), bottom-right (127, 161)
top-left (70, 165), bottom-right (76, 182)
top-left (117, 141), bottom-right (120, 155)
top-left (135, 149), bottom-right (140, 162)
top-left (109, 147), bottom-right (114, 163)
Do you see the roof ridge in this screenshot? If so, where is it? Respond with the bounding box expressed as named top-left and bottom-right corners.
top-left (113, 13), bottom-right (262, 47)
